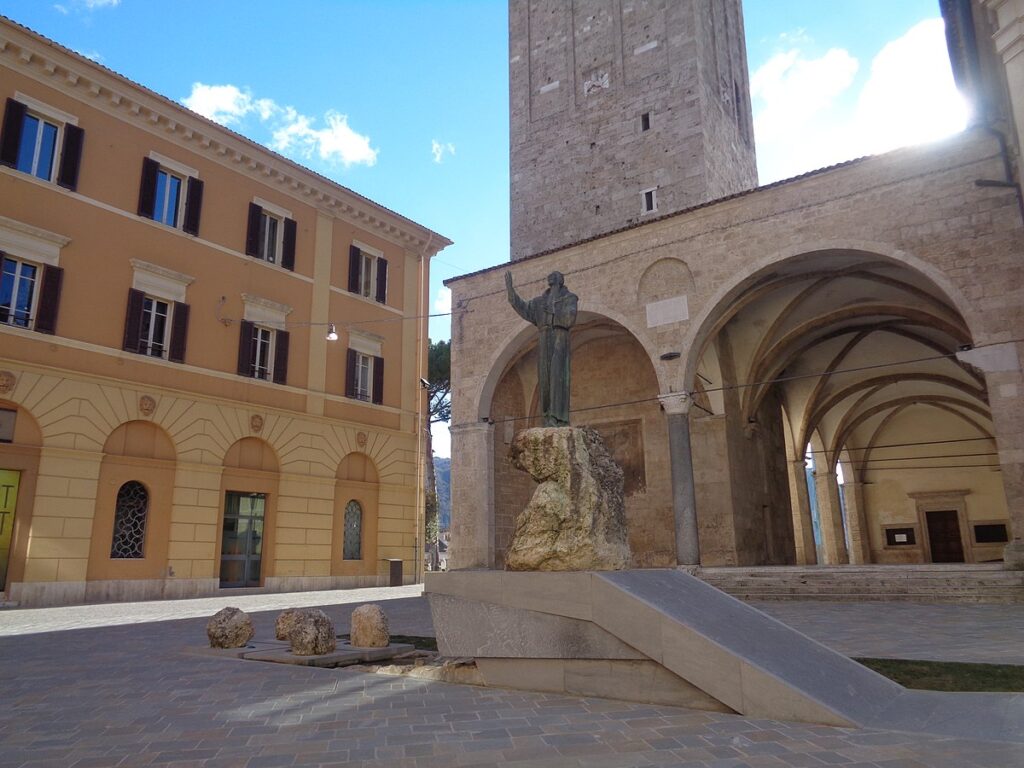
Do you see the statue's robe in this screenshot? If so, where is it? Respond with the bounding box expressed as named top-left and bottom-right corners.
top-left (509, 287), bottom-right (578, 426)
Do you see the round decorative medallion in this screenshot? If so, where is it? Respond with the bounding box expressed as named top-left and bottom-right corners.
top-left (356, 431), bottom-right (368, 447)
top-left (250, 414), bottom-right (264, 433)
top-left (0, 370), bottom-right (15, 394)
top-left (138, 395), bottom-right (157, 416)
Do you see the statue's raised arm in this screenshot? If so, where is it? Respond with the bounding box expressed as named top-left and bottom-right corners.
top-left (505, 272), bottom-right (532, 323)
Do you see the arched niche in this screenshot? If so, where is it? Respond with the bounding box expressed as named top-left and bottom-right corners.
top-left (217, 436), bottom-right (279, 588)
top-left (88, 421), bottom-right (176, 582)
top-left (332, 452), bottom-right (380, 580)
top-left (0, 399), bottom-right (43, 591)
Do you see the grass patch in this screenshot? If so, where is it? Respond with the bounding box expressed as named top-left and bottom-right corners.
top-left (338, 634), bottom-right (438, 652)
top-left (856, 658), bottom-right (1024, 692)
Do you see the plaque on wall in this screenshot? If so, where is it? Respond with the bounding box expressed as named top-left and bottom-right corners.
top-left (884, 527), bottom-right (916, 546)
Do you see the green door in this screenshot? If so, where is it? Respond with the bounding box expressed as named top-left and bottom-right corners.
top-left (0, 469), bottom-right (21, 592)
top-left (220, 492), bottom-right (265, 588)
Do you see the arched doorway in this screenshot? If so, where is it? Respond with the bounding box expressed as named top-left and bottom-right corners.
top-left (219, 437), bottom-right (279, 588)
top-left (486, 312), bottom-right (670, 568)
top-left (686, 249), bottom-right (1008, 565)
top-left (0, 400), bottom-right (41, 594)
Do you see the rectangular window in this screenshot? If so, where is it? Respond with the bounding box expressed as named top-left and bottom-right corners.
top-left (354, 352), bottom-right (373, 400)
top-left (641, 112), bottom-right (651, 132)
top-left (259, 211), bottom-right (280, 264)
top-left (1, 97), bottom-right (84, 190)
top-left (642, 188), bottom-right (657, 214)
top-left (345, 346), bottom-right (384, 404)
top-left (17, 113), bottom-right (59, 181)
top-left (250, 325), bottom-right (274, 380)
top-left (973, 523), bottom-right (1009, 544)
top-left (153, 169), bottom-right (183, 228)
top-left (348, 244), bottom-right (389, 304)
top-left (139, 296), bottom-right (170, 358)
top-left (0, 257), bottom-right (38, 328)
top-left (0, 408), bottom-right (15, 443)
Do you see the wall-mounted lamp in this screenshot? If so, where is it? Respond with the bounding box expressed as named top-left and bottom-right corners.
top-left (419, 377), bottom-right (430, 389)
top-left (326, 323), bottom-right (338, 341)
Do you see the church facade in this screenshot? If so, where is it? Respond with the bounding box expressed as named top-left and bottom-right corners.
top-left (448, 0), bottom-right (1024, 571)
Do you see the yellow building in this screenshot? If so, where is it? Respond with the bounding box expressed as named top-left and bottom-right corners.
top-left (0, 19), bottom-right (450, 606)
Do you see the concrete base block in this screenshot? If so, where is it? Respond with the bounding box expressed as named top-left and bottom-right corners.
top-left (263, 575), bottom-right (388, 592)
top-left (244, 641), bottom-right (415, 668)
top-left (8, 580), bottom-right (87, 607)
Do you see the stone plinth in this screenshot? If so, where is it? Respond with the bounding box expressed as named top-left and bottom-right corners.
top-left (505, 426), bottom-right (630, 571)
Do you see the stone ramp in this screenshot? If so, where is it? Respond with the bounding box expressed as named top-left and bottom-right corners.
top-left (594, 570), bottom-right (902, 727)
top-left (427, 569), bottom-right (1024, 742)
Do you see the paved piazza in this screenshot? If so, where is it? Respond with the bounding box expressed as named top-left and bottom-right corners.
top-left (1, 587), bottom-right (1022, 767)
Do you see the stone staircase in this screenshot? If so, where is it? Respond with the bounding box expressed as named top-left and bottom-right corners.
top-left (695, 563), bottom-right (1024, 604)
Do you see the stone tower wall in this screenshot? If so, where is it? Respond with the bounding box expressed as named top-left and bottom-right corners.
top-left (509, 0), bottom-right (757, 261)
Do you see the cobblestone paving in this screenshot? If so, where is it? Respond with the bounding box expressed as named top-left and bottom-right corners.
top-left (2, 587), bottom-right (1023, 766)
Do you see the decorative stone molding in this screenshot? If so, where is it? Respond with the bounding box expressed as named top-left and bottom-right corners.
top-left (241, 294), bottom-right (292, 327)
top-left (356, 431), bottom-right (368, 447)
top-left (658, 392), bottom-right (691, 415)
top-left (0, 215), bottom-right (70, 266)
top-left (0, 370), bottom-right (15, 394)
top-left (130, 259), bottom-right (194, 303)
top-left (138, 395), bottom-right (156, 416)
top-left (250, 414), bottom-right (264, 434)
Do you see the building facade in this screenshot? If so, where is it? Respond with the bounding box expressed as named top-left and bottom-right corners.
top-left (0, 19), bottom-right (450, 606)
top-left (449, 0), bottom-right (1024, 571)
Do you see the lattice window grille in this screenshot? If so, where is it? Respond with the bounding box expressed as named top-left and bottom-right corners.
top-left (110, 480), bottom-right (149, 559)
top-left (343, 500), bottom-right (362, 560)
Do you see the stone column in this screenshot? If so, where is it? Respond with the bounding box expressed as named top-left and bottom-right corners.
top-left (813, 470), bottom-right (849, 565)
top-left (660, 393), bottom-right (700, 566)
top-left (448, 422), bottom-right (495, 569)
top-left (843, 480), bottom-right (871, 564)
top-left (984, 0), bottom-right (1024, 162)
top-left (787, 460), bottom-right (817, 565)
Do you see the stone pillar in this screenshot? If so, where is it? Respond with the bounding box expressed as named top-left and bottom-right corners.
top-left (958, 343), bottom-right (1024, 568)
top-left (984, 0), bottom-right (1024, 162)
top-left (660, 393), bottom-right (700, 566)
top-left (787, 460), bottom-right (817, 565)
top-left (448, 422), bottom-right (495, 569)
top-left (843, 480), bottom-right (871, 565)
top-left (813, 470), bottom-right (849, 565)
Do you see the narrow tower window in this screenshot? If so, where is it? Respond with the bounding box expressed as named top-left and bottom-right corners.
top-left (642, 188), bottom-right (657, 214)
top-left (641, 112), bottom-right (651, 132)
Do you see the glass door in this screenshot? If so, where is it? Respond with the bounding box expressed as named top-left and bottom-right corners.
top-left (0, 469), bottom-right (20, 592)
top-left (220, 492), bottom-right (265, 587)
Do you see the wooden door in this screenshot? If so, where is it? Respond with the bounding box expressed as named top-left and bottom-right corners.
top-left (925, 510), bottom-right (965, 563)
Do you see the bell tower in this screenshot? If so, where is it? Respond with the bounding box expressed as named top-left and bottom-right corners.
top-left (509, 0), bottom-right (758, 260)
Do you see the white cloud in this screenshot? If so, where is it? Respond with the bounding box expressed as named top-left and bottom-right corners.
top-left (84, 0), bottom-right (120, 6)
top-left (433, 286), bottom-right (452, 314)
top-left (54, 4), bottom-right (70, 14)
top-left (751, 19), bottom-right (967, 183)
top-left (431, 420), bottom-right (451, 458)
top-left (182, 82), bottom-right (378, 168)
top-left (431, 140), bottom-right (456, 164)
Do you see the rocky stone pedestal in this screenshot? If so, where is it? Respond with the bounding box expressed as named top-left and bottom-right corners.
top-left (505, 426), bottom-right (630, 571)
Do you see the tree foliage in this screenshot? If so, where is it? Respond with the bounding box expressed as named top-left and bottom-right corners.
top-left (428, 339), bottom-right (451, 425)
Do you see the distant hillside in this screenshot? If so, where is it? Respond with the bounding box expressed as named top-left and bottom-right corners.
top-left (434, 456), bottom-right (451, 530)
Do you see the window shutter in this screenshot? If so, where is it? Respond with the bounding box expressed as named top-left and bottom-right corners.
top-left (372, 356), bottom-right (384, 405)
top-left (122, 288), bottom-right (145, 353)
top-left (169, 301), bottom-right (190, 363)
top-left (245, 202), bottom-right (262, 256)
top-left (237, 320), bottom-right (254, 376)
top-left (348, 245), bottom-right (361, 293)
top-left (345, 349), bottom-right (357, 398)
top-left (137, 157), bottom-right (159, 218)
top-left (375, 258), bottom-right (388, 304)
top-left (183, 177), bottom-right (204, 235)
top-left (34, 264), bottom-right (63, 335)
top-left (273, 330), bottom-right (290, 385)
top-left (0, 99), bottom-right (26, 168)
top-left (57, 124), bottom-right (85, 191)
top-left (281, 218), bottom-right (297, 271)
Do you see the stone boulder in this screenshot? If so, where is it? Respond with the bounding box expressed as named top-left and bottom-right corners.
top-left (350, 604), bottom-right (390, 648)
top-left (288, 609), bottom-right (336, 656)
top-left (275, 608), bottom-right (303, 641)
top-left (505, 426), bottom-right (630, 571)
top-left (206, 607), bottom-right (254, 648)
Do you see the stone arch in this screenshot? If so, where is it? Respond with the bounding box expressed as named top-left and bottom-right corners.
top-left (637, 256), bottom-right (695, 305)
top-left (332, 452), bottom-right (380, 580)
top-left (88, 421), bottom-right (176, 585)
top-left (0, 399), bottom-right (43, 591)
top-left (223, 436), bottom-right (279, 473)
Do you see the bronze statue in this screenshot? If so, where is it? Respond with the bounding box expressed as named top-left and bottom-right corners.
top-left (505, 271), bottom-right (578, 427)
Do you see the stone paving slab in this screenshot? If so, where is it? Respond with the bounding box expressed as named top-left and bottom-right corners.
top-left (245, 642), bottom-right (416, 667)
top-left (0, 587), bottom-right (1023, 766)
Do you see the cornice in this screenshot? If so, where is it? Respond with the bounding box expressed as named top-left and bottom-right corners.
top-left (0, 19), bottom-right (453, 256)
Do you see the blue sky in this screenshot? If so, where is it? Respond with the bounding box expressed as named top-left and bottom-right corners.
top-left (2, 1), bottom-right (964, 456)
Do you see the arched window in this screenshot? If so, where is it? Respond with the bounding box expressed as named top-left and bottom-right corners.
top-left (343, 500), bottom-right (362, 560)
top-left (110, 481), bottom-right (148, 558)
